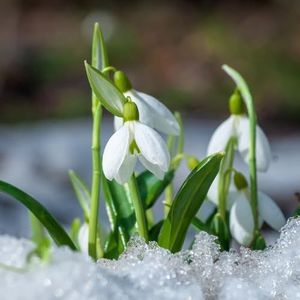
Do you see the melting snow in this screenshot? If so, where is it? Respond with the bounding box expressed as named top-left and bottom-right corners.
top-left (1, 218), bottom-right (300, 299)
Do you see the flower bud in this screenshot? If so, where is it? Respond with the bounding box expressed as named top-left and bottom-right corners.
top-left (187, 156), bottom-right (200, 170)
top-left (233, 172), bottom-right (248, 190)
top-left (123, 101), bottom-right (139, 121)
top-left (229, 91), bottom-right (244, 115)
top-left (114, 70), bottom-right (132, 92)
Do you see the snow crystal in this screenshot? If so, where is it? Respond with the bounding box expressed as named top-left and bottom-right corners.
top-left (1, 218), bottom-right (300, 299)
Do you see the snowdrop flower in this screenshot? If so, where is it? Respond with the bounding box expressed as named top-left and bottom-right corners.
top-left (78, 223), bottom-right (89, 254)
top-left (229, 172), bottom-right (285, 246)
top-left (207, 92), bottom-right (272, 172)
top-left (103, 101), bottom-right (170, 184)
top-left (113, 71), bottom-right (180, 136)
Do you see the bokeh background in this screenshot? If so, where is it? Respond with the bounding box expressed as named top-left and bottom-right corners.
top-left (0, 0), bottom-right (299, 240)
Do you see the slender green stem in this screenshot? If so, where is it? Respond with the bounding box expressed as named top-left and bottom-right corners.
top-left (88, 103), bottom-right (103, 259)
top-left (218, 137), bottom-right (236, 220)
top-left (125, 175), bottom-right (149, 242)
top-left (88, 22), bottom-right (108, 260)
top-left (222, 65), bottom-right (259, 234)
top-left (248, 110), bottom-right (259, 231)
top-left (164, 112), bottom-right (184, 217)
top-left (164, 184), bottom-right (173, 217)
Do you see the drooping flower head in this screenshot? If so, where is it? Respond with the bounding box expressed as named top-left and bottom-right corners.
top-left (228, 172), bottom-right (285, 245)
top-left (207, 91), bottom-right (272, 172)
top-left (102, 100), bottom-right (170, 184)
top-left (113, 71), bottom-right (180, 136)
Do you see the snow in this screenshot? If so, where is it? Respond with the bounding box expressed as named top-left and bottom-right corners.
top-left (1, 218), bottom-right (300, 299)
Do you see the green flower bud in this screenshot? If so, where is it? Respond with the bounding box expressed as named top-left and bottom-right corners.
top-left (187, 156), bottom-right (200, 170)
top-left (229, 91), bottom-right (244, 115)
top-left (114, 70), bottom-right (132, 93)
top-left (123, 101), bottom-right (139, 122)
top-left (234, 172), bottom-right (248, 190)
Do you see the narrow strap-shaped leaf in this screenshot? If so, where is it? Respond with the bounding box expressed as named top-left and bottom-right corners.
top-left (0, 180), bottom-right (77, 250)
top-left (92, 23), bottom-right (108, 73)
top-left (69, 170), bottom-right (90, 219)
top-left (102, 177), bottom-right (136, 251)
top-left (149, 220), bottom-right (163, 242)
top-left (85, 62), bottom-right (125, 117)
top-left (137, 170), bottom-right (174, 209)
top-left (158, 153), bottom-right (223, 252)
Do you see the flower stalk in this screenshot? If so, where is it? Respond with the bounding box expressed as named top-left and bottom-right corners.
top-left (125, 175), bottom-right (149, 242)
top-left (88, 23), bottom-right (107, 259)
top-left (222, 65), bottom-right (259, 235)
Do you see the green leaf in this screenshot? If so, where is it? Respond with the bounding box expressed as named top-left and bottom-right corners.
top-left (158, 153), bottom-right (224, 252)
top-left (293, 206), bottom-right (300, 216)
top-left (222, 65), bottom-right (253, 114)
top-left (69, 218), bottom-right (81, 248)
top-left (92, 23), bottom-right (109, 72)
top-left (192, 216), bottom-right (211, 232)
top-left (0, 180), bottom-right (77, 250)
top-left (102, 177), bottom-right (136, 252)
top-left (29, 213), bottom-right (51, 260)
top-left (210, 213), bottom-right (230, 251)
top-left (137, 170), bottom-right (174, 209)
top-left (69, 170), bottom-right (90, 220)
top-left (103, 231), bottom-right (119, 259)
top-left (149, 220), bottom-right (163, 241)
top-left (85, 62), bottom-right (125, 117)
top-left (252, 232), bottom-right (266, 250)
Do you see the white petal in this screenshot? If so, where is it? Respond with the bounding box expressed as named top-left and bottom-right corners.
top-left (125, 90), bottom-right (154, 127)
top-left (134, 121), bottom-right (170, 172)
top-left (207, 174), bottom-right (238, 209)
top-left (115, 153), bottom-right (137, 184)
top-left (102, 124), bottom-right (130, 181)
top-left (207, 116), bottom-right (236, 155)
top-left (138, 155), bottom-right (165, 179)
top-left (227, 189), bottom-right (242, 209)
top-left (206, 175), bottom-right (219, 205)
top-left (78, 223), bottom-right (89, 254)
top-left (114, 116), bottom-right (123, 131)
top-left (198, 200), bottom-right (216, 223)
top-left (136, 91), bottom-right (180, 135)
top-left (238, 116), bottom-right (272, 172)
top-left (230, 194), bottom-right (254, 246)
top-left (258, 191), bottom-right (286, 231)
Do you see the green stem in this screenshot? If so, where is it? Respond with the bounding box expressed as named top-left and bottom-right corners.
top-left (164, 184), bottom-right (173, 217)
top-left (88, 23), bottom-right (108, 260)
top-left (164, 112), bottom-right (184, 217)
top-left (125, 175), bottom-right (149, 242)
top-left (88, 103), bottom-right (103, 259)
top-left (218, 137), bottom-right (236, 220)
top-left (222, 65), bottom-right (259, 234)
top-left (248, 110), bottom-right (259, 231)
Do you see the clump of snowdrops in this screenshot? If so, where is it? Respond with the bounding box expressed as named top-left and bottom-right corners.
top-left (0, 23), bottom-right (287, 261)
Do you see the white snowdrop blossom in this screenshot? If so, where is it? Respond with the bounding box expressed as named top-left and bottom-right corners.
top-left (103, 102), bottom-right (170, 184)
top-left (207, 173), bottom-right (285, 246)
top-left (229, 188), bottom-right (285, 246)
top-left (207, 115), bottom-right (272, 172)
top-left (114, 71), bottom-right (180, 136)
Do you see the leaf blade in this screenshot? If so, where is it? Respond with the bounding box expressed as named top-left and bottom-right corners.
top-left (85, 62), bottom-right (125, 117)
top-left (0, 180), bottom-right (77, 250)
top-left (137, 170), bottom-right (174, 209)
top-left (158, 153), bottom-right (223, 252)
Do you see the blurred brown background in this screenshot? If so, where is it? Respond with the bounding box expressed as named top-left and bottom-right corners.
top-left (1, 0), bottom-right (300, 123)
top-left (0, 0), bottom-right (299, 237)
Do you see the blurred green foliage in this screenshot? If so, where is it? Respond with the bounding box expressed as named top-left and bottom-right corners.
top-left (0, 0), bottom-right (299, 123)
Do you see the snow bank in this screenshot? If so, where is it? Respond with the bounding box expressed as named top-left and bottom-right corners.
top-left (1, 218), bottom-right (300, 299)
